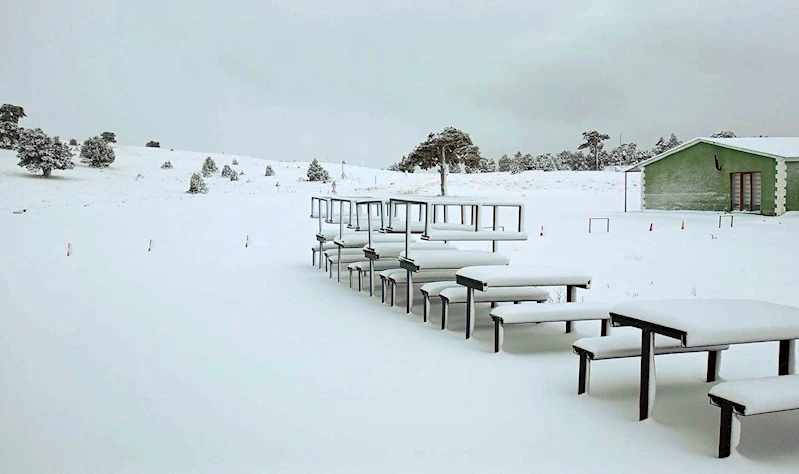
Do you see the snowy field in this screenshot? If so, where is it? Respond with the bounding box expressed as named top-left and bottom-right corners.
top-left (1, 146), bottom-right (798, 473)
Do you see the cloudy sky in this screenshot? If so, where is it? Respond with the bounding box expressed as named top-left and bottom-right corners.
top-left (2, 0), bottom-right (798, 167)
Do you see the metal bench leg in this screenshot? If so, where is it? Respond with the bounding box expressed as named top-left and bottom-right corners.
top-left (718, 402), bottom-right (734, 458)
top-left (639, 329), bottom-right (656, 421)
top-left (318, 242), bottom-right (323, 269)
top-left (381, 279), bottom-right (386, 304)
top-left (358, 270), bottom-right (363, 292)
top-left (578, 354), bottom-right (591, 395)
top-left (369, 260), bottom-right (375, 297)
top-left (423, 295), bottom-right (430, 323)
top-left (493, 319), bottom-right (504, 353)
top-left (565, 321), bottom-right (572, 333)
top-left (349, 269), bottom-right (353, 288)
top-left (441, 301), bottom-right (448, 330)
top-left (391, 282), bottom-right (396, 307)
top-left (406, 270), bottom-right (413, 314)
top-left (466, 287), bottom-right (475, 339)
top-left (707, 350), bottom-right (722, 382)
top-left (312, 249), bottom-right (316, 267)
top-left (601, 318), bottom-right (610, 337)
top-left (337, 247), bottom-right (341, 283)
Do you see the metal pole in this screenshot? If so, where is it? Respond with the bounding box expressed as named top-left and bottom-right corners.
top-left (368, 202), bottom-right (374, 297)
top-left (624, 171), bottom-right (628, 213)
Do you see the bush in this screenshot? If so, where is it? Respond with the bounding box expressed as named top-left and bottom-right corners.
top-left (68, 138), bottom-right (78, 146)
top-left (229, 170), bottom-right (239, 181)
top-left (16, 128), bottom-right (75, 177)
top-left (146, 141), bottom-right (160, 148)
top-left (231, 158), bottom-right (239, 165)
top-left (201, 157), bottom-right (218, 177)
top-left (187, 172), bottom-right (208, 194)
top-left (161, 161), bottom-right (173, 169)
top-left (221, 164), bottom-right (233, 178)
top-left (101, 131), bottom-right (116, 143)
top-left (307, 158), bottom-right (330, 182)
top-left (265, 165), bottom-right (275, 176)
top-left (80, 136), bottom-right (116, 168)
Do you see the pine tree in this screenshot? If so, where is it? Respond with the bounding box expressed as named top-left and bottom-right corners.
top-left (651, 133), bottom-right (683, 156)
top-left (404, 127), bottom-right (480, 195)
top-left (161, 161), bottom-right (173, 169)
top-left (187, 172), bottom-right (208, 194)
top-left (265, 165), bottom-right (275, 176)
top-left (229, 170), bottom-right (239, 181)
top-left (16, 128), bottom-right (75, 177)
top-left (80, 136), bottom-right (116, 168)
top-left (0, 104), bottom-right (26, 123)
top-left (0, 121), bottom-right (20, 149)
top-left (307, 158), bottom-right (330, 182)
top-left (578, 131), bottom-right (611, 170)
top-left (710, 131), bottom-right (736, 138)
top-left (101, 131), bottom-right (117, 143)
top-left (221, 164), bottom-right (233, 178)
top-left (497, 154), bottom-right (512, 172)
top-left (201, 157), bottom-right (218, 177)
top-left (231, 158), bottom-right (239, 165)
top-left (146, 140), bottom-right (160, 147)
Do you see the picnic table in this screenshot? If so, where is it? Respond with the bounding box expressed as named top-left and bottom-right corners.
top-left (610, 299), bottom-right (799, 421)
top-left (456, 265), bottom-right (593, 339)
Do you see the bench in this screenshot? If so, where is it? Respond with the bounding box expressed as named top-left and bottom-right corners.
top-left (440, 287), bottom-right (550, 331)
top-left (489, 303), bottom-right (611, 353)
top-left (387, 270), bottom-right (459, 307)
top-left (378, 269), bottom-right (405, 304)
top-left (420, 281), bottom-right (462, 323)
top-left (325, 252), bottom-right (367, 278)
top-left (573, 335), bottom-right (729, 395)
top-left (708, 375), bottom-right (799, 458)
top-left (348, 260), bottom-right (400, 291)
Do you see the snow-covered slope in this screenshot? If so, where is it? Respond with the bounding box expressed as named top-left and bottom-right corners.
top-left (1, 145), bottom-right (798, 473)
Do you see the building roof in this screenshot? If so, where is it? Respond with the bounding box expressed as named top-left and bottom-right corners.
top-left (623, 137), bottom-right (799, 171)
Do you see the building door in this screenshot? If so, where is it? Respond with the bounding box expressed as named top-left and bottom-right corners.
top-left (730, 172), bottom-right (761, 212)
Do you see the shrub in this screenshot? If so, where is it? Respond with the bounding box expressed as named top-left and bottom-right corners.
top-left (229, 171), bottom-right (239, 181)
top-left (68, 138), bottom-right (78, 146)
top-left (80, 136), bottom-right (116, 168)
top-left (146, 141), bottom-right (160, 148)
top-left (187, 172), bottom-right (208, 194)
top-left (101, 131), bottom-right (116, 143)
top-left (201, 157), bottom-right (218, 177)
top-left (265, 165), bottom-right (275, 176)
top-left (231, 158), bottom-right (239, 165)
top-left (161, 161), bottom-right (173, 169)
top-left (307, 158), bottom-right (330, 182)
top-left (16, 128), bottom-right (75, 177)
top-left (221, 164), bottom-right (233, 178)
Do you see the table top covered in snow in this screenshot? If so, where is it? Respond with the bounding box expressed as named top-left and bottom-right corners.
top-left (709, 375), bottom-right (799, 415)
top-left (365, 242), bottom-right (457, 259)
top-left (456, 265), bottom-right (592, 290)
top-left (611, 299), bottom-right (799, 347)
top-left (422, 230), bottom-right (528, 242)
top-left (398, 250), bottom-right (509, 271)
top-left (388, 196), bottom-right (525, 207)
top-left (333, 233), bottom-right (411, 247)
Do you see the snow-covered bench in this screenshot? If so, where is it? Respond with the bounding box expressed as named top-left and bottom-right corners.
top-left (439, 287), bottom-right (550, 331)
top-left (420, 281), bottom-right (463, 323)
top-left (708, 375), bottom-right (799, 458)
top-left (348, 260), bottom-right (401, 291)
top-left (573, 335), bottom-right (728, 395)
top-left (378, 269), bottom-right (405, 304)
top-left (421, 230), bottom-right (529, 242)
top-left (386, 270), bottom-right (459, 307)
top-left (489, 303), bottom-right (611, 353)
top-left (332, 234), bottom-right (414, 281)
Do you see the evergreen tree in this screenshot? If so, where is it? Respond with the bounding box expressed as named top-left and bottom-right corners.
top-left (187, 172), bottom-right (208, 194)
top-left (578, 130), bottom-right (611, 170)
top-left (404, 127), bottom-right (480, 195)
top-left (558, 150), bottom-right (591, 171)
top-left (0, 104), bottom-right (26, 123)
top-left (307, 158), bottom-right (330, 182)
top-left (68, 138), bottom-right (78, 146)
top-left (80, 136), bottom-right (116, 168)
top-left (265, 165), bottom-right (275, 176)
top-left (231, 158), bottom-right (239, 165)
top-left (100, 131), bottom-right (117, 143)
top-left (0, 121), bottom-right (20, 149)
top-left (221, 164), bottom-right (234, 178)
top-left (229, 170), bottom-right (239, 181)
top-left (651, 133), bottom-right (682, 155)
top-left (146, 140), bottom-right (160, 147)
top-left (710, 131), bottom-right (736, 138)
top-left (16, 128), bottom-right (75, 177)
top-left (161, 161), bottom-right (173, 169)
top-left (201, 157), bottom-right (218, 177)
top-left (497, 154), bottom-right (512, 172)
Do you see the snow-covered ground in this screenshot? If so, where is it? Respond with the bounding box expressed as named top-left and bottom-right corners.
top-left (1, 146), bottom-right (798, 473)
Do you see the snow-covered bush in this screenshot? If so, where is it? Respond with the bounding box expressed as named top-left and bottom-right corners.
top-left (101, 131), bottom-right (116, 143)
top-left (201, 157), bottom-right (218, 177)
top-left (16, 128), bottom-right (75, 177)
top-left (161, 161), bottom-right (173, 169)
top-left (80, 136), bottom-right (116, 168)
top-left (146, 140), bottom-right (160, 148)
top-left (221, 164), bottom-right (234, 178)
top-left (265, 165), bottom-right (275, 176)
top-left (187, 172), bottom-right (208, 194)
top-left (307, 158), bottom-right (330, 182)
top-left (231, 158), bottom-right (239, 165)
top-left (229, 170), bottom-right (239, 181)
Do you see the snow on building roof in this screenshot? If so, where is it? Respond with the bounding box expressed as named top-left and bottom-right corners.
top-left (623, 137), bottom-right (799, 171)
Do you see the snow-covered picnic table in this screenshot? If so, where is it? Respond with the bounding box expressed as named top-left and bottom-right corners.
top-left (360, 242), bottom-right (457, 296)
top-left (456, 265), bottom-right (593, 339)
top-left (610, 299), bottom-right (799, 421)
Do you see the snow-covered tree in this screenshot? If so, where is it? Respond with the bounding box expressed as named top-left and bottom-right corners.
top-left (497, 154), bottom-right (512, 172)
top-left (387, 155), bottom-right (415, 173)
top-left (606, 143), bottom-right (650, 167)
top-left (80, 136), bottom-right (116, 168)
top-left (0, 121), bottom-right (20, 149)
top-left (187, 172), bottom-right (208, 194)
top-left (558, 150), bottom-right (590, 171)
top-left (101, 131), bottom-right (116, 143)
top-left (161, 161), bottom-right (173, 169)
top-left (68, 138), bottom-right (78, 146)
top-left (404, 127), bottom-right (480, 195)
top-left (578, 131), bottom-right (610, 170)
top-left (265, 165), bottom-right (275, 176)
top-left (231, 158), bottom-right (239, 165)
top-left (651, 133), bottom-right (682, 156)
top-left (0, 104), bottom-right (25, 124)
top-left (229, 170), bottom-right (239, 181)
top-left (201, 157), bottom-right (218, 177)
top-left (221, 164), bottom-right (234, 178)
top-left (466, 156), bottom-right (496, 173)
top-left (710, 131), bottom-right (737, 138)
top-left (146, 140), bottom-right (160, 147)
top-left (307, 158), bottom-right (330, 182)
top-left (16, 128), bottom-right (75, 177)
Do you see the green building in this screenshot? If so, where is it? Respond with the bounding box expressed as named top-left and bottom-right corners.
top-left (630, 137), bottom-right (799, 216)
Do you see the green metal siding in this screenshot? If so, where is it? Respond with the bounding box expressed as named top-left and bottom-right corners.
top-left (643, 142), bottom-right (777, 215)
top-left (786, 162), bottom-right (799, 211)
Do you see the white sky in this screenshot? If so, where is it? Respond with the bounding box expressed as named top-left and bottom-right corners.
top-left (2, 0), bottom-right (798, 167)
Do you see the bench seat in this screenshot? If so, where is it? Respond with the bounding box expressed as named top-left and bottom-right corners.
top-left (421, 230), bottom-right (529, 242)
top-left (439, 286), bottom-right (550, 331)
top-left (708, 375), bottom-right (799, 458)
top-left (490, 303), bottom-right (611, 353)
top-left (386, 270), bottom-right (459, 307)
top-left (420, 281), bottom-right (463, 323)
top-left (574, 334), bottom-right (729, 395)
top-left (348, 260), bottom-right (400, 291)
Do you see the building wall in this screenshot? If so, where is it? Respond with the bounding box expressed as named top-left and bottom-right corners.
top-left (785, 162), bottom-right (799, 211)
top-left (643, 142), bottom-right (777, 215)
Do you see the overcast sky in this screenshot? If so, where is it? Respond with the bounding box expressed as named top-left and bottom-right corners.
top-left (2, 0), bottom-right (798, 167)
